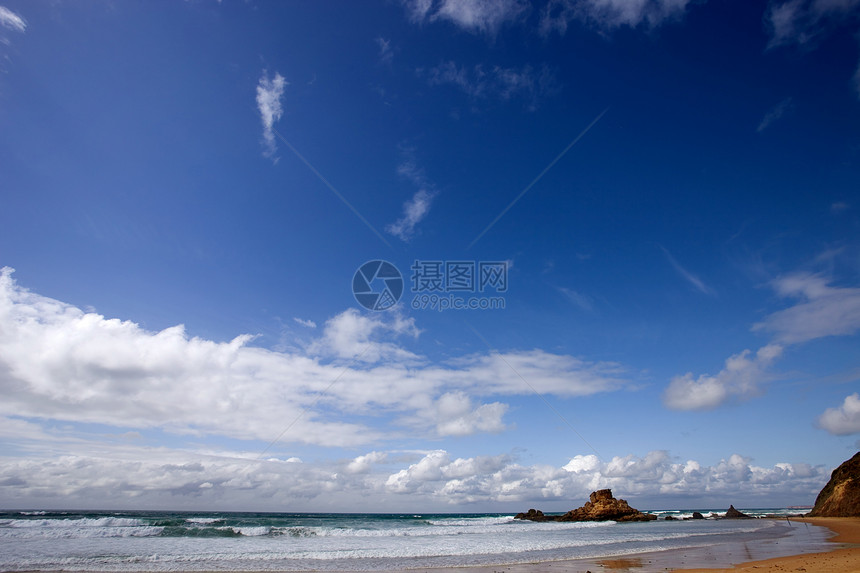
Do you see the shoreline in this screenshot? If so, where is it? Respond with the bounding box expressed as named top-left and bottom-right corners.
top-left (678, 517), bottom-right (860, 573)
top-left (378, 517), bottom-right (856, 573)
top-left (2, 517), bottom-right (856, 573)
top-left (396, 517), bottom-right (857, 573)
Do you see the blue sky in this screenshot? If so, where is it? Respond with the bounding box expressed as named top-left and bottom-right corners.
top-left (0, 0), bottom-right (859, 512)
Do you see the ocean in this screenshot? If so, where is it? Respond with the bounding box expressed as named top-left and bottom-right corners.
top-left (0, 509), bottom-right (833, 571)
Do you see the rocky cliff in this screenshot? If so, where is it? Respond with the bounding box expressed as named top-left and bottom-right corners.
top-left (515, 489), bottom-right (657, 522)
top-left (808, 451), bottom-right (860, 517)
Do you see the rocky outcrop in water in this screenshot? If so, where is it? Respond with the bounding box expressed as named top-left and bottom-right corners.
top-left (808, 451), bottom-right (860, 517)
top-left (515, 509), bottom-right (547, 520)
top-left (515, 489), bottom-right (657, 523)
top-left (724, 505), bottom-right (752, 519)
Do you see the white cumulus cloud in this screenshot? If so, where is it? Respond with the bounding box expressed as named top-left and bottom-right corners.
top-left (380, 448), bottom-right (829, 506)
top-left (308, 308), bottom-right (421, 363)
top-left (433, 392), bottom-right (508, 437)
top-left (0, 268), bottom-right (628, 450)
top-left (817, 393), bottom-right (860, 435)
top-left (0, 436), bottom-right (831, 510)
top-left (347, 451), bottom-right (388, 474)
top-left (663, 345), bottom-right (783, 411)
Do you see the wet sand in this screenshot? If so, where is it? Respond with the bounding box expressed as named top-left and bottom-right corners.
top-left (398, 517), bottom-right (857, 573)
top-left (679, 517), bottom-right (860, 573)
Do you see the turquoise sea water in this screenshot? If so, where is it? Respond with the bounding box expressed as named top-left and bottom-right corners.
top-left (0, 509), bottom-right (833, 571)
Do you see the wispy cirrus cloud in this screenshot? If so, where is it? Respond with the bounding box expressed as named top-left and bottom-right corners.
top-left (402, 0), bottom-right (435, 23)
top-left (402, 0), bottom-right (529, 35)
top-left (387, 189), bottom-right (437, 241)
top-left (765, 0), bottom-right (860, 49)
top-left (855, 61), bottom-right (860, 97)
top-left (660, 246), bottom-right (716, 295)
top-left (376, 37), bottom-right (393, 65)
top-left (540, 0), bottom-right (695, 35)
top-left (831, 201), bottom-right (850, 213)
top-left (665, 267), bottom-right (860, 412)
top-left (403, 0), bottom-right (697, 37)
top-left (0, 4), bottom-right (26, 67)
top-left (757, 97), bottom-right (795, 132)
top-left (0, 5), bottom-right (26, 33)
top-left (386, 150), bottom-right (438, 241)
top-left (425, 61), bottom-right (555, 110)
top-left (752, 273), bottom-right (860, 344)
top-left (556, 286), bottom-right (594, 312)
top-left (256, 70), bottom-right (287, 160)
top-left (765, 0), bottom-right (860, 97)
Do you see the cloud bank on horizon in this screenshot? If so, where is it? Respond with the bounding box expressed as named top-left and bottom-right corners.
top-left (0, 0), bottom-right (859, 511)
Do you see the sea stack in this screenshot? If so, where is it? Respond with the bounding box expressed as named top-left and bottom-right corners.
top-left (724, 505), bottom-right (752, 519)
top-left (808, 451), bottom-right (860, 517)
top-left (515, 489), bottom-right (657, 522)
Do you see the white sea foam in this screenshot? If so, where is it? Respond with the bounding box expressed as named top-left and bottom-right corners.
top-left (0, 525), bottom-right (164, 540)
top-left (425, 515), bottom-right (516, 526)
top-left (0, 516), bottom-right (163, 540)
top-left (283, 517), bottom-right (614, 539)
top-left (232, 526), bottom-right (271, 536)
top-left (0, 511), bottom-right (829, 571)
top-left (8, 517), bottom-right (146, 528)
